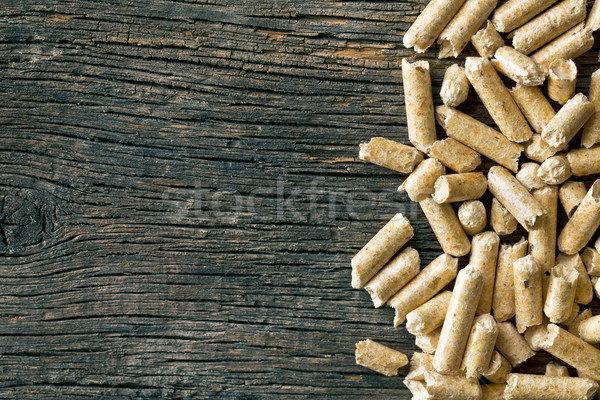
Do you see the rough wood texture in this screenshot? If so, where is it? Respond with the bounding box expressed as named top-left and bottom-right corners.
top-left (1, 1), bottom-right (599, 399)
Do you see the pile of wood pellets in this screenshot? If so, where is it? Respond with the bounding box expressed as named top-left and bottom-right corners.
top-left (351, 0), bottom-right (600, 399)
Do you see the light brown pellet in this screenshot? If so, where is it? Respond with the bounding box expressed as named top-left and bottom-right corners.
top-left (496, 322), bottom-right (536, 367)
top-left (398, 158), bottom-right (446, 202)
top-left (465, 57), bottom-right (533, 143)
top-left (514, 255), bottom-right (544, 333)
top-left (542, 93), bottom-right (595, 149)
top-left (355, 339), bottom-right (408, 376)
top-left (440, 64), bottom-right (470, 106)
top-left (388, 253), bottom-right (458, 326)
top-left (531, 23), bottom-right (594, 71)
top-left (568, 308), bottom-right (593, 335)
top-left (403, 379), bottom-right (432, 399)
top-left (492, 0), bottom-right (560, 32)
top-left (490, 198), bottom-right (518, 236)
top-left (460, 313), bottom-right (498, 379)
top-left (593, 277), bottom-right (600, 298)
top-left (582, 69), bottom-right (600, 148)
top-left (425, 371), bottom-right (482, 400)
top-left (406, 290), bottom-right (453, 336)
top-left (511, 85), bottom-right (556, 134)
top-left (556, 253), bottom-right (594, 304)
top-left (491, 46), bottom-right (545, 86)
top-left (402, 59), bottom-right (437, 153)
top-left (538, 156), bottom-right (572, 185)
top-left (558, 180), bottom-right (600, 255)
top-left (524, 319), bottom-right (550, 351)
top-left (505, 373), bottom-right (598, 400)
top-left (364, 247), bottom-right (420, 308)
top-left (458, 200), bottom-right (487, 236)
top-left (578, 315), bottom-right (600, 343)
top-left (548, 59), bottom-right (577, 105)
top-left (429, 138), bottom-right (482, 173)
top-left (481, 383), bottom-right (507, 399)
top-left (493, 238), bottom-right (528, 322)
top-left (588, 0), bottom-right (600, 31)
top-left (544, 264), bottom-right (579, 323)
top-left (432, 172), bottom-right (487, 204)
top-left (483, 351), bottom-right (512, 383)
top-left (559, 181), bottom-right (587, 217)
top-left (470, 231), bottom-right (500, 315)
top-left (406, 352), bottom-right (434, 381)
top-left (529, 186), bottom-right (558, 272)
top-left (436, 105), bottom-right (523, 172)
top-left (359, 137), bottom-right (424, 174)
top-left (524, 134), bottom-right (563, 163)
top-left (546, 361), bottom-right (570, 377)
top-left (471, 20), bottom-right (504, 58)
top-left (419, 196), bottom-right (471, 257)
top-left (567, 145), bottom-right (600, 176)
top-left (351, 213), bottom-right (414, 289)
top-left (516, 163), bottom-right (545, 191)
top-left (582, 247), bottom-right (600, 276)
top-left (416, 327), bottom-right (442, 355)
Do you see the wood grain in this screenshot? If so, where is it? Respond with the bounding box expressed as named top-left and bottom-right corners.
top-left (1, 1), bottom-right (599, 398)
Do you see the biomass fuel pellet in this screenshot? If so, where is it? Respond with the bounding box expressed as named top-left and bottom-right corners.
top-left (432, 172), bottom-right (487, 204)
top-left (511, 85), bottom-right (556, 134)
top-left (582, 69), bottom-right (600, 148)
top-left (504, 373), bottom-right (598, 400)
top-left (545, 361), bottom-right (570, 377)
top-left (415, 328), bottom-right (441, 355)
top-left (490, 198), bottom-right (518, 235)
top-left (582, 247), bottom-right (600, 276)
top-left (457, 200), bottom-right (487, 236)
top-left (471, 20), bottom-right (504, 58)
top-left (542, 93), bottom-right (594, 149)
top-left (559, 180), bottom-right (587, 217)
top-left (425, 371), bottom-right (482, 400)
top-left (419, 196), bottom-right (471, 257)
top-left (359, 137), bottom-right (424, 174)
top-left (538, 156), bottom-right (572, 185)
top-left (428, 138), bottom-right (482, 173)
top-left (493, 238), bottom-right (528, 322)
top-left (402, 59), bottom-right (437, 153)
top-left (399, 158), bottom-right (446, 202)
top-left (403, 379), bottom-right (432, 399)
top-left (406, 352), bottom-right (434, 381)
top-left (440, 64), bottom-right (469, 106)
top-left (516, 163), bottom-right (545, 191)
top-left (491, 46), bottom-right (545, 86)
top-left (568, 145), bottom-right (600, 177)
top-left (355, 339), bottom-right (408, 376)
top-left (496, 322), bottom-right (536, 367)
top-left (529, 186), bottom-right (558, 272)
top-left (460, 313), bottom-right (498, 379)
top-left (483, 351), bottom-right (512, 383)
top-left (568, 308), bottom-right (593, 335)
top-left (548, 58), bottom-right (577, 105)
top-left (544, 264), bottom-right (579, 323)
top-left (469, 231), bottom-right (500, 315)
top-left (557, 180), bottom-right (600, 255)
top-left (524, 134), bottom-right (562, 163)
top-left (514, 255), bottom-right (544, 333)
top-left (556, 252), bottom-right (594, 304)
top-left (492, 0), bottom-right (560, 32)
top-left (406, 290), bottom-right (453, 336)
top-left (531, 23), bottom-right (594, 71)
top-left (578, 315), bottom-right (600, 343)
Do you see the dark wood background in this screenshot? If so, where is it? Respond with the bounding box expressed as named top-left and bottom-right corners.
top-left (1, 1), bottom-right (600, 399)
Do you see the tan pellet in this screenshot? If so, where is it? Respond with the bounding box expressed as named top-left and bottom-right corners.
top-left (403, 0), bottom-right (467, 53)
top-left (403, 379), bottom-right (433, 399)
top-left (398, 158), bottom-right (446, 202)
top-left (511, 85), bottom-right (556, 134)
top-left (359, 137), bottom-right (424, 174)
top-left (432, 172), bottom-right (487, 204)
top-left (524, 319), bottom-right (550, 351)
top-left (559, 181), bottom-right (587, 217)
top-left (535, 323), bottom-right (600, 380)
top-left (496, 322), bottom-right (536, 367)
top-left (428, 138), bottom-right (482, 173)
top-left (406, 291), bottom-right (453, 336)
top-left (511, 0), bottom-right (587, 55)
top-left (492, 0), bottom-right (560, 32)
top-left (388, 253), bottom-right (458, 326)
top-left (593, 277), bottom-right (600, 298)
top-left (505, 373), bottom-right (599, 400)
top-left (578, 315), bottom-right (600, 343)
top-left (544, 264), bottom-right (579, 323)
top-left (351, 213), bottom-right (414, 289)
top-left (588, 0), bottom-right (600, 31)
top-left (531, 23), bottom-right (594, 71)
top-left (488, 166), bottom-right (546, 231)
top-left (582, 69), bottom-right (600, 148)
top-left (516, 163), bottom-right (545, 191)
top-left (461, 313), bottom-right (498, 379)
top-left (416, 328), bottom-right (442, 355)
top-left (582, 247), bottom-right (600, 276)
top-left (490, 198), bottom-right (518, 235)
top-left (355, 339), bottom-right (408, 376)
top-left (542, 93), bottom-right (595, 149)
top-left (558, 180), bottom-right (600, 255)
top-left (440, 64), bottom-right (470, 106)
top-left (469, 231), bottom-right (500, 315)
top-left (493, 238), bottom-right (528, 322)
top-left (514, 255), bottom-right (544, 333)
top-left (402, 59), bottom-right (437, 153)
top-left (458, 200), bottom-right (487, 236)
top-left (524, 134), bottom-right (562, 163)
top-left (529, 186), bottom-right (558, 272)
top-left (548, 59), bottom-right (577, 105)
top-left (491, 46), bottom-right (545, 86)
top-left (406, 352), bottom-right (434, 381)
top-left (538, 156), bottom-right (572, 185)
top-left (419, 196), bottom-right (471, 257)
top-left (546, 361), bottom-right (570, 377)
top-left (556, 253), bottom-right (594, 304)
top-left (568, 308), bottom-right (593, 335)
top-left (435, 106), bottom-right (523, 172)
top-left (364, 247), bottom-right (420, 308)
top-left (425, 371), bottom-right (481, 400)
top-left (568, 145), bottom-right (600, 176)
top-left (483, 351), bottom-right (512, 383)
top-left (471, 20), bottom-right (504, 58)
top-left (433, 264), bottom-right (483, 374)
top-left (465, 57), bottom-right (533, 143)
top-left (438, 0), bottom-right (497, 58)
top-left (481, 383), bottom-right (507, 399)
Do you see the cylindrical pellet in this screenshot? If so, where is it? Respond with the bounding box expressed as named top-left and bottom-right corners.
top-left (560, 181), bottom-right (587, 217)
top-left (481, 383), bottom-right (507, 399)
top-left (588, 0), bottom-right (600, 31)
top-left (505, 373), bottom-right (599, 400)
top-left (402, 59), bottom-right (437, 153)
top-left (424, 371), bottom-right (482, 400)
top-left (429, 138), bottom-right (482, 173)
top-left (364, 247), bottom-right (420, 308)
top-left (538, 156), bottom-right (572, 185)
top-left (388, 253), bottom-right (458, 326)
top-left (415, 327), bottom-right (441, 354)
top-left (433, 264), bottom-right (483, 374)
top-left (524, 134), bottom-right (563, 163)
top-left (492, 0), bottom-right (560, 32)
top-left (582, 247), bottom-right (600, 276)
top-left (544, 264), bottom-right (579, 323)
top-left (511, 85), bottom-right (556, 134)
top-left (465, 57), bottom-right (533, 143)
top-left (568, 308), bottom-right (592, 335)
top-left (546, 361), bottom-right (570, 377)
top-left (556, 253), bottom-right (593, 304)
top-left (403, 0), bottom-right (468, 53)
top-left (582, 69), bottom-right (600, 148)
top-left (469, 231), bottom-right (500, 315)
top-left (403, 379), bottom-right (429, 398)
top-left (419, 196), bottom-right (471, 257)
top-left (458, 200), bottom-right (487, 236)
top-left (490, 198), bottom-right (518, 235)
top-left (542, 93), bottom-right (595, 149)
top-left (493, 238), bottom-right (528, 322)
top-left (531, 23), bottom-right (594, 71)
top-left (511, 0), bottom-right (586, 55)
top-left (548, 58), bottom-right (577, 105)
top-left (514, 255), bottom-right (544, 333)
top-left (435, 105), bottom-right (523, 172)
top-left (484, 351), bottom-right (512, 383)
top-left (432, 172), bottom-right (487, 204)
top-left (440, 64), bottom-right (470, 106)
top-left (351, 213), bottom-right (414, 289)
top-left (568, 146), bottom-right (600, 176)
top-left (406, 290), bottom-right (453, 336)
top-left (488, 166), bottom-right (546, 231)
top-left (491, 46), bottom-right (545, 86)
top-left (460, 313), bottom-right (498, 379)
top-left (355, 339), bottom-right (409, 376)
top-left (438, 0), bottom-right (497, 58)
top-left (529, 186), bottom-right (558, 272)
top-left (517, 163), bottom-right (545, 191)
top-left (406, 352), bottom-right (434, 381)
top-left (578, 315), bottom-right (600, 343)
top-left (359, 137), bottom-right (424, 174)
top-left (558, 180), bottom-right (600, 255)
top-left (471, 20), bottom-right (504, 58)
top-left (496, 322), bottom-right (536, 367)
top-left (398, 158), bottom-right (446, 202)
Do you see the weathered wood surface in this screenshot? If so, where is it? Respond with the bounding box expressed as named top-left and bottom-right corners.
top-left (1, 1), bottom-right (600, 398)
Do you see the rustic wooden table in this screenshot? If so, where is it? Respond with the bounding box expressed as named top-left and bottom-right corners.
top-left (1, 1), bottom-right (600, 399)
